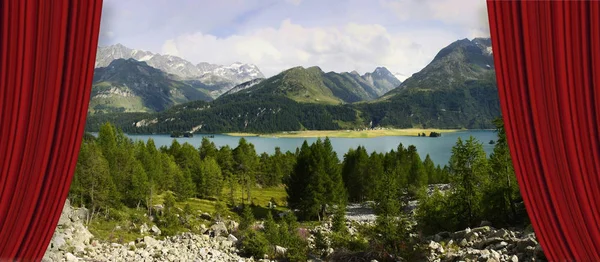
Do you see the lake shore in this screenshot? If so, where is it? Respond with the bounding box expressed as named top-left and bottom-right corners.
top-left (225, 128), bottom-right (466, 138)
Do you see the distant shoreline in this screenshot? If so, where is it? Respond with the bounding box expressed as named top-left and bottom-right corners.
top-left (225, 128), bottom-right (471, 138)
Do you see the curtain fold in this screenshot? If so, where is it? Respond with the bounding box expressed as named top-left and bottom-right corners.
top-left (0, 0), bottom-right (103, 260)
top-left (487, 1), bottom-right (600, 261)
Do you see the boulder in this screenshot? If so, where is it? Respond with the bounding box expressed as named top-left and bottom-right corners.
top-left (465, 231), bottom-right (479, 242)
top-left (492, 241), bottom-right (508, 250)
top-left (475, 237), bottom-right (504, 249)
top-left (509, 255), bottom-right (519, 262)
top-left (57, 200), bottom-right (72, 226)
top-left (489, 229), bottom-right (510, 239)
top-left (65, 252), bottom-right (78, 262)
top-left (140, 223), bottom-right (150, 234)
top-left (275, 245), bottom-right (287, 256)
top-left (210, 222), bottom-right (228, 237)
top-left (227, 234), bottom-right (238, 243)
top-left (71, 223), bottom-right (93, 246)
top-left (490, 249), bottom-right (501, 261)
top-left (143, 236), bottom-right (159, 247)
top-left (471, 226), bottom-right (491, 234)
top-left (151, 225), bottom-right (161, 235)
top-left (71, 207), bottom-right (89, 223)
top-left (50, 234), bottom-right (66, 250)
top-left (516, 237), bottom-right (538, 252)
top-left (226, 220), bottom-right (239, 232)
top-left (452, 228), bottom-right (471, 239)
top-left (428, 240), bottom-right (439, 249)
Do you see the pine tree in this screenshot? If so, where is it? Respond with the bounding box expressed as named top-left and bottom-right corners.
top-left (97, 122), bottom-right (117, 169)
top-left (217, 145), bottom-right (236, 205)
top-left (199, 137), bottom-right (218, 160)
top-left (159, 153), bottom-right (179, 192)
top-left (239, 205), bottom-right (255, 231)
top-left (407, 145), bottom-right (427, 194)
top-left (127, 159), bottom-right (150, 208)
top-left (322, 138), bottom-right (346, 206)
top-left (174, 168), bottom-right (196, 201)
top-left (423, 154), bottom-right (438, 184)
top-left (374, 168), bottom-right (401, 216)
top-left (483, 117), bottom-right (522, 226)
top-left (448, 136), bottom-right (490, 228)
top-left (342, 146), bottom-right (370, 202)
top-left (70, 141), bottom-right (116, 221)
top-left (331, 205), bottom-right (347, 234)
top-left (233, 138), bottom-right (259, 204)
top-left (286, 141), bottom-right (316, 220)
top-left (199, 157), bottom-right (223, 198)
top-left (263, 211), bottom-right (280, 244)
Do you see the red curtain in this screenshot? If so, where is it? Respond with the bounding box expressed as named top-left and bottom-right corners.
top-left (0, 0), bottom-right (103, 260)
top-left (487, 1), bottom-right (600, 261)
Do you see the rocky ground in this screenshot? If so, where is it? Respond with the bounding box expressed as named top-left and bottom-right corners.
top-left (424, 225), bottom-right (546, 262)
top-left (44, 191), bottom-right (547, 262)
top-left (42, 200), bottom-right (271, 262)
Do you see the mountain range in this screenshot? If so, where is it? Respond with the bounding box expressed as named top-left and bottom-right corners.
top-left (222, 65), bottom-right (401, 105)
top-left (95, 44), bottom-right (264, 96)
top-left (86, 38), bottom-right (500, 132)
top-left (91, 43), bottom-right (402, 113)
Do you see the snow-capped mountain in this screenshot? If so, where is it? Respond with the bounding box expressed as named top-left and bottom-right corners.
top-left (95, 44), bottom-right (265, 97)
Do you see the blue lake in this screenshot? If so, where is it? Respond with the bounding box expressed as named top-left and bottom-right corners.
top-left (121, 130), bottom-right (497, 167)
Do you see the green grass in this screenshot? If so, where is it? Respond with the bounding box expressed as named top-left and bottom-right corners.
top-left (88, 95), bottom-right (150, 114)
top-left (87, 208), bottom-right (152, 243)
top-left (87, 186), bottom-right (289, 241)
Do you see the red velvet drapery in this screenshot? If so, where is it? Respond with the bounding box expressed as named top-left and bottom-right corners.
top-left (0, 0), bottom-right (103, 260)
top-left (488, 1), bottom-right (600, 261)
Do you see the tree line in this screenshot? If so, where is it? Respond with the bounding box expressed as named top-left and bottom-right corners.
top-left (70, 117), bottom-right (528, 260)
top-left (84, 77), bottom-right (501, 135)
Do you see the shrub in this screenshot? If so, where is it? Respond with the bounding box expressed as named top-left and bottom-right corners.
top-left (239, 205), bottom-right (255, 231)
top-left (415, 188), bottom-right (457, 235)
top-left (240, 230), bottom-right (270, 258)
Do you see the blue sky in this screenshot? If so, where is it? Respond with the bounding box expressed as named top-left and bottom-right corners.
top-left (99, 0), bottom-right (490, 78)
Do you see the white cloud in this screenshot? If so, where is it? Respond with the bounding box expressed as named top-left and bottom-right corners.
top-left (161, 19), bottom-right (458, 77)
top-left (380, 0), bottom-right (490, 37)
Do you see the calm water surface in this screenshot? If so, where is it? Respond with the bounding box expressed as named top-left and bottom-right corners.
top-left (122, 130), bottom-right (497, 167)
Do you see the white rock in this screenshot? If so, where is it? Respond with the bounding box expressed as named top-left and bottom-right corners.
top-left (227, 234), bottom-right (238, 243)
top-left (50, 235), bottom-right (66, 250)
top-left (429, 241), bottom-right (441, 250)
top-left (509, 255), bottom-right (519, 262)
top-left (65, 252), bottom-right (78, 262)
top-left (275, 245), bottom-right (287, 256)
top-left (151, 225), bottom-right (161, 235)
top-left (143, 236), bottom-right (159, 247)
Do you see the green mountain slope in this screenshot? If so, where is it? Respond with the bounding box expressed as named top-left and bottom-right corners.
top-left (85, 38), bottom-right (501, 133)
top-left (89, 59), bottom-right (213, 114)
top-left (381, 38), bottom-right (494, 99)
top-left (225, 66), bottom-right (401, 104)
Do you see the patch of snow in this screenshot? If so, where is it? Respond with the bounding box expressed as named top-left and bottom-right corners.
top-left (139, 54), bottom-right (154, 61)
